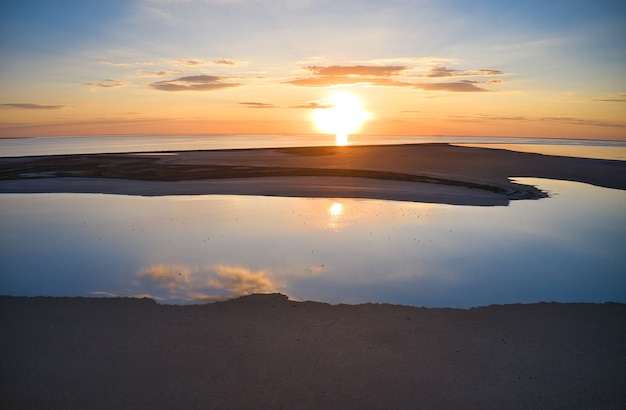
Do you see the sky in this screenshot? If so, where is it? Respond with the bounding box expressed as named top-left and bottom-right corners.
top-left (0, 0), bottom-right (625, 140)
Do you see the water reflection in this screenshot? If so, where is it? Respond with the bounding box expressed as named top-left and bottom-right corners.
top-left (135, 264), bottom-right (276, 303)
top-left (327, 201), bottom-right (344, 231)
top-left (0, 179), bottom-right (624, 307)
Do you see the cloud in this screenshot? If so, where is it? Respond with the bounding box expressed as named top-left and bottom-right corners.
top-left (150, 74), bottom-right (241, 91)
top-left (423, 66), bottom-right (505, 78)
top-left (176, 59), bottom-right (203, 66)
top-left (475, 69), bottom-right (505, 76)
top-left (136, 69), bottom-right (184, 77)
top-left (100, 61), bottom-right (154, 67)
top-left (415, 81), bottom-right (489, 92)
top-left (451, 114), bottom-right (625, 128)
top-left (287, 62), bottom-right (504, 91)
top-left (539, 117), bottom-right (625, 128)
top-left (213, 58), bottom-right (239, 65)
top-left (286, 76), bottom-right (412, 87)
top-left (291, 100), bottom-right (334, 109)
top-left (239, 102), bottom-right (278, 108)
top-left (174, 58), bottom-right (243, 66)
top-left (84, 79), bottom-right (128, 88)
top-left (305, 65), bottom-right (408, 76)
top-left (424, 66), bottom-right (460, 78)
top-left (286, 64), bottom-right (413, 87)
top-left (593, 93), bottom-right (626, 103)
top-left (0, 103), bottom-right (66, 110)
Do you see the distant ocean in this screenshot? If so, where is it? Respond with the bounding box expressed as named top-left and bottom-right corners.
top-left (1, 135), bottom-right (625, 160)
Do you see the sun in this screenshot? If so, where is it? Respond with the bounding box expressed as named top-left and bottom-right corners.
top-left (312, 92), bottom-right (371, 146)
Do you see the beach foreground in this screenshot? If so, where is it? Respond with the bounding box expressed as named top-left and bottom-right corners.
top-left (2, 144), bottom-right (625, 205)
top-left (1, 294), bottom-right (625, 409)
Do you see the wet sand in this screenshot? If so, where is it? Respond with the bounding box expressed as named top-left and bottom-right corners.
top-left (2, 143), bottom-right (625, 205)
top-left (1, 294), bottom-right (625, 409)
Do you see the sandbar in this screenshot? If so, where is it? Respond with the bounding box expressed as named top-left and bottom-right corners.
top-left (1, 294), bottom-right (625, 409)
top-left (2, 143), bottom-right (625, 205)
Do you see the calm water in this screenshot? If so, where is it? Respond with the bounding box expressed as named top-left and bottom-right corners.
top-left (2, 135), bottom-right (626, 160)
top-left (1, 178), bottom-right (625, 307)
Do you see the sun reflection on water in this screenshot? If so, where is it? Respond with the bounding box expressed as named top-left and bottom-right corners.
top-left (327, 201), bottom-right (344, 231)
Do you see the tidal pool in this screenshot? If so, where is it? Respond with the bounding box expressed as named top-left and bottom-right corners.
top-left (1, 178), bottom-right (624, 307)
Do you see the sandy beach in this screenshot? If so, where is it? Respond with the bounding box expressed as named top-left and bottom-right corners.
top-left (2, 144), bottom-right (625, 205)
top-left (1, 294), bottom-right (625, 409)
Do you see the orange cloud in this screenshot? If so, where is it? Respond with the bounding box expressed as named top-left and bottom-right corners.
top-left (287, 63), bottom-right (504, 90)
top-left (593, 93), bottom-right (626, 103)
top-left (150, 74), bottom-right (241, 91)
top-left (423, 66), bottom-right (505, 78)
top-left (239, 102), bottom-right (278, 108)
top-left (286, 76), bottom-right (412, 87)
top-left (291, 100), bottom-right (334, 109)
top-left (306, 65), bottom-right (408, 76)
top-left (176, 59), bottom-right (203, 66)
top-left (0, 103), bottom-right (66, 110)
top-left (84, 79), bottom-right (127, 89)
top-left (136, 70), bottom-right (184, 77)
top-left (415, 81), bottom-right (489, 92)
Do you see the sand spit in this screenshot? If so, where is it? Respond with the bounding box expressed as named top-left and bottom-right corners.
top-left (2, 144), bottom-right (625, 205)
top-left (1, 294), bottom-right (625, 409)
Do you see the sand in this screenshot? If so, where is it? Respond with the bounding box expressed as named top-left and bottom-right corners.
top-left (2, 143), bottom-right (625, 205)
top-left (1, 294), bottom-right (625, 409)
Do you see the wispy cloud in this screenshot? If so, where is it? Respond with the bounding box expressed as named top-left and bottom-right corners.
top-left (306, 65), bottom-right (408, 76)
top-left (286, 64), bottom-right (413, 87)
top-left (136, 69), bottom-right (184, 77)
top-left (415, 80), bottom-right (489, 92)
top-left (593, 93), bottom-right (626, 103)
top-left (213, 58), bottom-right (240, 66)
top-left (286, 76), bottom-right (412, 87)
top-left (174, 58), bottom-right (243, 66)
top-left (100, 61), bottom-right (155, 68)
top-left (539, 117), bottom-right (625, 128)
top-left (150, 74), bottom-right (241, 91)
top-left (287, 62), bottom-right (504, 91)
top-left (175, 59), bottom-right (203, 66)
top-left (84, 79), bottom-right (128, 89)
top-left (239, 102), bottom-right (278, 108)
top-left (291, 100), bottom-right (334, 109)
top-left (0, 103), bottom-right (66, 110)
top-left (451, 114), bottom-right (625, 128)
top-left (422, 66), bottom-right (505, 78)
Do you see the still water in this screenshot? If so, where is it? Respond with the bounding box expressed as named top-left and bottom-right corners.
top-left (2, 135), bottom-right (626, 160)
top-left (1, 178), bottom-right (625, 307)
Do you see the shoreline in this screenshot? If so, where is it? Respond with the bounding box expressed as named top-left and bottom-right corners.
top-left (2, 294), bottom-right (625, 409)
top-left (1, 143), bottom-right (625, 206)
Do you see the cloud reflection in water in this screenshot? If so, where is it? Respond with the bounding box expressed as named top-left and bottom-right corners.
top-left (137, 263), bottom-right (276, 303)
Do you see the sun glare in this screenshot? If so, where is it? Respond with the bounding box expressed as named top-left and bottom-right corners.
top-left (312, 92), bottom-right (371, 146)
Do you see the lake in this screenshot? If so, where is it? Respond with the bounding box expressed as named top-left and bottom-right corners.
top-left (1, 136), bottom-right (625, 307)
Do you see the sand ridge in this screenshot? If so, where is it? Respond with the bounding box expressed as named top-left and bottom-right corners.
top-left (2, 143), bottom-right (625, 206)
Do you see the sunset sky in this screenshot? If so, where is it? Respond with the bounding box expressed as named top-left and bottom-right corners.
top-left (1, 0), bottom-right (625, 140)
